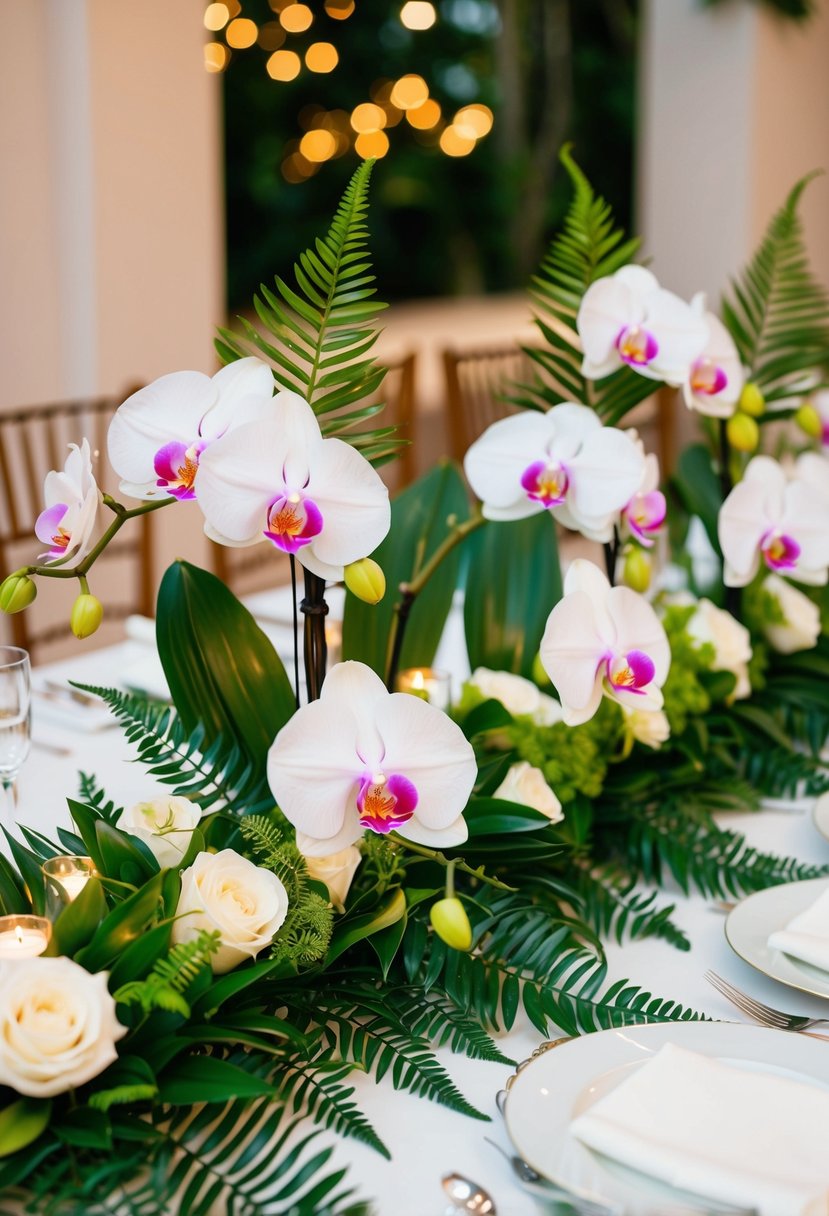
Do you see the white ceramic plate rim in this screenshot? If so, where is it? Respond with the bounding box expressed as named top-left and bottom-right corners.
top-left (725, 876), bottom-right (829, 1000)
top-left (504, 1021), bottom-right (829, 1212)
top-left (812, 790), bottom-right (829, 844)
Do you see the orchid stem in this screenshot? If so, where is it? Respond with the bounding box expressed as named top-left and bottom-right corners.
top-left (390, 833), bottom-right (515, 891)
top-left (301, 569), bottom-right (328, 702)
top-left (384, 510), bottom-right (486, 690)
top-left (289, 555), bottom-right (301, 710)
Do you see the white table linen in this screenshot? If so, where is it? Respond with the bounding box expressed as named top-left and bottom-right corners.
top-left (768, 886), bottom-right (829, 974)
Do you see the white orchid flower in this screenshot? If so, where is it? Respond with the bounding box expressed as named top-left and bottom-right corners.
top-left (681, 299), bottom-right (744, 419)
top-left (539, 560), bottom-right (671, 726)
top-left (195, 391), bottom-right (390, 580)
top-left (812, 390), bottom-right (829, 447)
top-left (268, 661), bottom-right (477, 853)
top-left (621, 451), bottom-right (665, 548)
top-left (718, 455), bottom-right (829, 587)
top-left (107, 356), bottom-right (275, 500)
top-left (463, 403), bottom-right (644, 543)
top-left (34, 439), bottom-right (101, 563)
top-left (577, 265), bottom-right (708, 385)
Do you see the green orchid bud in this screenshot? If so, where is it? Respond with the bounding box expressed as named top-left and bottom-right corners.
top-left (70, 593), bottom-right (103, 640)
top-left (738, 382), bottom-right (765, 418)
top-left (531, 651), bottom-right (549, 687)
top-left (795, 403), bottom-right (822, 440)
top-left (0, 574), bottom-right (37, 614)
top-left (344, 557), bottom-right (386, 604)
top-left (622, 548), bottom-right (651, 594)
top-left (726, 411), bottom-right (759, 453)
top-left (430, 897), bottom-right (472, 951)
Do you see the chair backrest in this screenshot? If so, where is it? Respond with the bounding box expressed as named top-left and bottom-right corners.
top-left (210, 352), bottom-right (418, 596)
top-left (0, 392), bottom-right (154, 660)
top-left (442, 345), bottom-right (539, 461)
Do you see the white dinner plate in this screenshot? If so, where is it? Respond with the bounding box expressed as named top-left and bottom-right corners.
top-left (725, 877), bottom-right (829, 1000)
top-left (504, 1021), bottom-right (829, 1213)
top-left (812, 791), bottom-right (829, 843)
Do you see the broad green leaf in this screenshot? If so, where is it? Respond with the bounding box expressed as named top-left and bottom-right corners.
top-left (326, 888), bottom-right (407, 966)
top-left (0, 854), bottom-right (29, 915)
top-left (670, 443), bottom-right (723, 557)
top-left (53, 1108), bottom-right (112, 1150)
top-left (157, 1055), bottom-right (276, 1104)
top-left (342, 461), bottom-right (470, 678)
top-left (0, 1099), bottom-right (51, 1158)
top-left (107, 919), bottom-right (174, 988)
top-left (464, 512), bottom-right (562, 677)
top-left (464, 797), bottom-right (555, 837)
top-left (366, 909), bottom-right (408, 980)
top-left (156, 560), bottom-right (295, 770)
top-left (96, 821), bottom-right (158, 886)
top-left (76, 871), bottom-right (168, 972)
top-left (191, 957), bottom-right (294, 1017)
top-left (1, 833), bottom-right (45, 914)
top-left (48, 877), bottom-right (107, 958)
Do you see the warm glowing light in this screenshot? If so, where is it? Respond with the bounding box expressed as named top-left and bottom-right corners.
top-left (226, 0), bottom-right (241, 15)
top-left (204, 41), bottom-right (229, 72)
top-left (282, 154), bottom-right (313, 183)
top-left (300, 129), bottom-right (337, 162)
top-left (371, 78), bottom-right (393, 101)
top-left (325, 0), bottom-right (355, 17)
top-left (355, 130), bottom-right (390, 159)
top-left (305, 41), bottom-right (339, 72)
top-left (390, 74), bottom-right (429, 110)
top-left (258, 21), bottom-right (285, 50)
top-left (268, 0), bottom-right (292, 10)
top-left (454, 103), bottom-right (493, 139)
top-left (267, 49), bottom-right (301, 80)
top-left (351, 102), bottom-right (386, 133)
top-left (439, 125), bottom-right (476, 156)
top-left (400, 1), bottom-right (436, 30)
top-left (226, 17), bottom-right (258, 47)
top-left (280, 3), bottom-right (313, 32)
top-left (406, 98), bottom-right (441, 129)
top-left (203, 3), bottom-right (230, 31)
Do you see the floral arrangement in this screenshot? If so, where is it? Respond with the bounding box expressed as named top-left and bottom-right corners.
top-left (1, 152), bottom-right (828, 1214)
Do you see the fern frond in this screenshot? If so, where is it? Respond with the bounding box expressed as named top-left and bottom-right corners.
top-left (115, 931), bottom-right (220, 1016)
top-left (573, 866), bottom-right (691, 952)
top-left (75, 685), bottom-right (273, 817)
top-left (721, 173), bottom-right (829, 403)
top-left (274, 1051), bottom-right (391, 1159)
top-left (77, 772), bottom-right (123, 822)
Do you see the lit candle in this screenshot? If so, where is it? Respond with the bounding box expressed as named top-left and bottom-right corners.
top-left (42, 855), bottom-right (97, 917)
top-left (0, 914), bottom-right (51, 959)
top-left (325, 619), bottom-right (343, 667)
top-left (395, 667), bottom-right (451, 711)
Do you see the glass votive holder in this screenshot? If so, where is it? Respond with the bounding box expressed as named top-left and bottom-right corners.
top-left (395, 667), bottom-right (452, 712)
top-left (42, 855), bottom-right (97, 919)
top-left (325, 618), bottom-right (343, 668)
top-left (0, 913), bottom-right (52, 960)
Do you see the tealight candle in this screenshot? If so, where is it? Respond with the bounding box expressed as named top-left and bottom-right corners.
top-left (395, 667), bottom-right (451, 712)
top-left (0, 914), bottom-right (51, 960)
top-left (42, 855), bottom-right (97, 918)
top-left (325, 619), bottom-right (343, 667)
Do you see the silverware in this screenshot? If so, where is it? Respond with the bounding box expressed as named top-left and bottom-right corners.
top-left (43, 680), bottom-right (100, 707)
top-left (31, 738), bottom-right (72, 757)
top-left (441, 1172), bottom-right (496, 1214)
top-left (705, 970), bottom-right (829, 1033)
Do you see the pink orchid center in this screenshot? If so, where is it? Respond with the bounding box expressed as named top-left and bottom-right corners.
top-left (821, 419), bottom-right (829, 447)
top-left (761, 529), bottom-right (801, 572)
top-left (264, 492), bottom-right (323, 554)
top-left (624, 490), bottom-right (666, 546)
top-left (689, 357), bottom-right (728, 396)
top-left (154, 440), bottom-right (206, 501)
top-left (356, 770), bottom-right (418, 835)
top-left (34, 503), bottom-right (72, 559)
top-left (616, 325), bottom-right (659, 367)
top-left (605, 649), bottom-right (656, 695)
top-left (520, 459), bottom-right (569, 507)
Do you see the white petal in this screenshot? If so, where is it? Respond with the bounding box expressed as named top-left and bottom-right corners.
top-left (615, 265), bottom-right (661, 300)
top-left (107, 372), bottom-right (216, 484)
top-left (782, 481), bottom-right (829, 573)
top-left (607, 684), bottom-right (665, 714)
top-left (718, 478), bottom-right (771, 584)
top-left (607, 586), bottom-right (671, 683)
top-left (203, 519), bottom-right (263, 548)
top-left (195, 419), bottom-right (290, 541)
top-left (211, 356), bottom-right (274, 408)
top-left (563, 557), bottom-right (611, 599)
top-left (577, 276), bottom-right (644, 368)
top-left (464, 411), bottom-right (557, 510)
top-left (641, 289), bottom-right (709, 384)
top-left (297, 549), bottom-right (347, 581)
top-left (561, 678), bottom-right (604, 726)
top-left (379, 693), bottom-right (477, 830)
top-left (303, 438), bottom-right (390, 568)
top-left (553, 502), bottom-right (614, 542)
top-left (568, 428), bottom-right (645, 519)
top-left (546, 402), bottom-right (602, 456)
top-left (396, 815), bottom-right (469, 847)
top-left (273, 392), bottom-right (323, 488)
top-left (540, 590), bottom-right (607, 715)
top-left (296, 813), bottom-right (364, 857)
top-left (482, 500), bottom-right (543, 523)
top-left (267, 699), bottom-right (361, 841)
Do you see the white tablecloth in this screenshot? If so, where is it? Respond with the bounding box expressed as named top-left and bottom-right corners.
top-left (11, 625), bottom-right (829, 1216)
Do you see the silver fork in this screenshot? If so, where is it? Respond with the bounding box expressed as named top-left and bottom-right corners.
top-left (704, 969), bottom-right (829, 1032)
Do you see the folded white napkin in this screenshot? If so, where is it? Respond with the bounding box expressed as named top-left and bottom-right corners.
top-left (768, 887), bottom-right (829, 973)
top-left (124, 614), bottom-right (157, 647)
top-left (569, 1042), bottom-right (829, 1216)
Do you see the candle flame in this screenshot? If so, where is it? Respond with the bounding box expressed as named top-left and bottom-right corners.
top-left (14, 925), bottom-right (23, 945)
top-left (412, 670), bottom-right (425, 691)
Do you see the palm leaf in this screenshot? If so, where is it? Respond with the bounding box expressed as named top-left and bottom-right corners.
top-left (720, 173), bottom-right (829, 403)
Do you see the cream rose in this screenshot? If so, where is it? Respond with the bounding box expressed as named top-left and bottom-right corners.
top-left (493, 761), bottom-right (563, 822)
top-left (469, 668), bottom-right (563, 726)
top-left (0, 958), bottom-right (125, 1098)
top-left (762, 574), bottom-right (821, 655)
top-left (686, 599), bottom-right (752, 701)
top-left (172, 849), bottom-right (289, 974)
top-left (118, 796), bottom-right (202, 869)
top-left (623, 707), bottom-right (671, 750)
top-left (302, 844), bottom-right (361, 913)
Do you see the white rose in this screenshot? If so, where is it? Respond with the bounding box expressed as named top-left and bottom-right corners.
top-left (469, 668), bottom-right (563, 725)
top-left (623, 707), bottom-right (671, 749)
top-left (118, 796), bottom-right (202, 869)
top-left (302, 844), bottom-right (361, 913)
top-left (686, 598), bottom-right (752, 700)
top-left (493, 761), bottom-right (563, 823)
top-left (172, 849), bottom-right (289, 974)
top-left (762, 574), bottom-right (821, 655)
top-left (0, 958), bottom-right (125, 1098)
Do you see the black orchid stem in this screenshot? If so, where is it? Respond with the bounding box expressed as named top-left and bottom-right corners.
top-left (289, 555), bottom-right (301, 710)
top-left (718, 419), bottom-right (742, 620)
top-left (603, 525), bottom-right (620, 587)
top-left (301, 569), bottom-right (328, 702)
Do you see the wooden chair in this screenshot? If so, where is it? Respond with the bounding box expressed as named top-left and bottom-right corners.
top-left (210, 352), bottom-right (418, 596)
top-left (0, 392), bottom-right (154, 661)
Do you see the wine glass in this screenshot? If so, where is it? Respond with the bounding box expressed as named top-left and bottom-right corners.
top-left (0, 647), bottom-right (31, 829)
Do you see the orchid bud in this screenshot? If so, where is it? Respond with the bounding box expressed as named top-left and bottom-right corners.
top-left (795, 404), bottom-right (822, 440)
top-left (726, 412), bottom-right (759, 453)
top-left (0, 574), bottom-right (37, 614)
top-left (622, 548), bottom-right (651, 593)
top-left (738, 383), bottom-right (765, 418)
top-left (70, 593), bottom-right (103, 639)
top-left (531, 652), bottom-right (548, 687)
top-left (344, 557), bottom-right (386, 605)
top-left (430, 897), bottom-right (472, 951)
